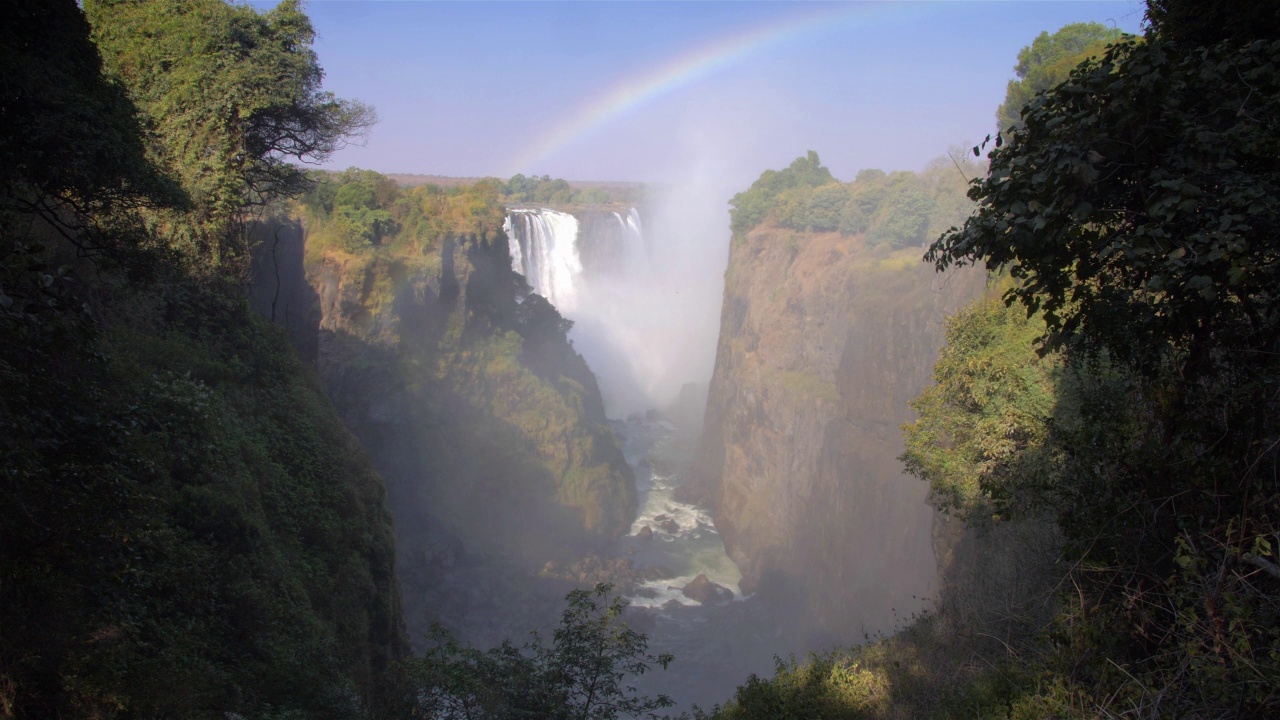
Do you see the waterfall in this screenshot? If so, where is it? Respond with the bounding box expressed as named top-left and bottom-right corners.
top-left (503, 208), bottom-right (585, 314)
top-left (503, 205), bottom-right (680, 417)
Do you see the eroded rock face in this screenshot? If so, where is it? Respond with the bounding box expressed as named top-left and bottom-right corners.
top-left (691, 225), bottom-right (983, 638)
top-left (249, 218), bottom-right (636, 646)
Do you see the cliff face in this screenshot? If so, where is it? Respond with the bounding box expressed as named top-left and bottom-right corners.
top-left (250, 217), bottom-right (635, 642)
top-left (693, 225), bottom-right (982, 637)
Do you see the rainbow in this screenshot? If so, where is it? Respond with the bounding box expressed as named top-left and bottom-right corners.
top-left (504, 2), bottom-right (914, 177)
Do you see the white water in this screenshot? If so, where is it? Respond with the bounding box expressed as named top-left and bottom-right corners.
top-left (612, 416), bottom-right (786, 712)
top-left (504, 208), bottom-right (788, 709)
top-left (614, 416), bottom-right (742, 609)
top-left (502, 206), bottom-right (714, 417)
top-left (503, 209), bottom-right (584, 313)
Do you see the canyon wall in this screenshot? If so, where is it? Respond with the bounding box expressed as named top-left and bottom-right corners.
top-left (249, 217), bottom-right (635, 644)
top-left (692, 225), bottom-right (983, 639)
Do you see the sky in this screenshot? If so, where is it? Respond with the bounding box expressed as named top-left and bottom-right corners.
top-left (285, 0), bottom-right (1148, 186)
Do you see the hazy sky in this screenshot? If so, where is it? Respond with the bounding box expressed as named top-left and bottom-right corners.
top-left (291, 1), bottom-right (1146, 184)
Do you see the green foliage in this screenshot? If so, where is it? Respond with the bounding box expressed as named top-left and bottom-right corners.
top-left (2, 265), bottom-right (405, 719)
top-left (901, 292), bottom-right (1059, 520)
top-left (933, 36), bottom-right (1280, 374)
top-left (302, 168), bottom-right (507, 257)
top-left (914, 12), bottom-right (1280, 716)
top-left (1145, 0), bottom-right (1280, 46)
top-left (701, 654), bottom-right (887, 720)
top-left (730, 155), bottom-right (974, 247)
top-left (920, 153), bottom-right (984, 242)
top-left (402, 584), bottom-right (676, 720)
top-left (84, 0), bottom-right (375, 272)
top-left (995, 22), bottom-right (1124, 131)
top-left (836, 170), bottom-right (888, 235)
top-left (0, 0), bottom-right (183, 269)
top-left (729, 151), bottom-right (834, 238)
top-left (2, 3), bottom-right (403, 716)
top-left (866, 172), bottom-right (934, 248)
top-left (773, 182), bottom-right (847, 233)
top-left (502, 175), bottom-right (630, 206)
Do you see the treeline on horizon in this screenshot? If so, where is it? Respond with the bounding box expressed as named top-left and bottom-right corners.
top-left (296, 168), bottom-right (638, 255)
top-left (728, 150), bottom-right (980, 249)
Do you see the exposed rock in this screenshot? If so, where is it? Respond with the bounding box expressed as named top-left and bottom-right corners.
top-left (248, 217), bottom-right (637, 648)
top-left (635, 525), bottom-right (654, 542)
top-left (653, 514), bottom-right (680, 534)
top-left (680, 574), bottom-right (734, 604)
top-left (691, 225), bottom-right (984, 638)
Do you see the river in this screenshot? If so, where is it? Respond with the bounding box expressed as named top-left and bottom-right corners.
top-left (612, 415), bottom-right (801, 712)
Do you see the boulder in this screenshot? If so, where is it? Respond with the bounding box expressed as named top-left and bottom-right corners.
top-left (635, 525), bottom-right (654, 542)
top-left (680, 574), bottom-right (734, 604)
top-left (653, 514), bottom-right (680, 534)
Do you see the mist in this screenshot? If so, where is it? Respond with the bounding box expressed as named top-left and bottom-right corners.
top-left (309, 0), bottom-right (1149, 711)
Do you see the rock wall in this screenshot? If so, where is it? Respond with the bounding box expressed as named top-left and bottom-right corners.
top-left (249, 218), bottom-right (635, 644)
top-left (692, 225), bottom-right (983, 639)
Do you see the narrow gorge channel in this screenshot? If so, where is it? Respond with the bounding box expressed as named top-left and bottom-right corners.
top-left (501, 201), bottom-right (983, 708)
top-left (503, 207), bottom-right (786, 708)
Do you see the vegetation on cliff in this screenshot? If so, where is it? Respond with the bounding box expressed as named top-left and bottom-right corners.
top-left (301, 168), bottom-right (507, 257)
top-left (83, 0), bottom-right (375, 277)
top-left (2, 1), bottom-right (404, 716)
top-left (401, 584), bottom-right (675, 720)
top-left (293, 169), bottom-right (636, 555)
top-left (727, 151), bottom-right (979, 249)
top-left (994, 22), bottom-right (1123, 132)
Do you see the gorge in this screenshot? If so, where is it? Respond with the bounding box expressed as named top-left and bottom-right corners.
top-left (243, 169), bottom-right (985, 707)
top-left (11, 2), bottom-right (1275, 716)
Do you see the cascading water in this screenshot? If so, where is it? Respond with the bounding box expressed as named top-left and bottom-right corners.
top-left (501, 208), bottom-right (730, 590)
top-left (503, 209), bottom-right (585, 314)
top-left (503, 207), bottom-right (659, 416)
top-left (502, 205), bottom-right (779, 709)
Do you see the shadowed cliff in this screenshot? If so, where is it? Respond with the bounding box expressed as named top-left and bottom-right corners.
top-left (692, 224), bottom-right (983, 641)
top-left (249, 193), bottom-right (636, 645)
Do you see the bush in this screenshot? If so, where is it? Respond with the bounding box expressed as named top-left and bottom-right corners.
top-left (402, 584), bottom-right (676, 720)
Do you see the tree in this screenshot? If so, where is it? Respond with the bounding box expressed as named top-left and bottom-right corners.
top-left (995, 22), bottom-right (1123, 132)
top-left (867, 173), bottom-right (933, 248)
top-left (932, 36), bottom-right (1280, 375)
top-left (1145, 0), bottom-right (1280, 46)
top-left (901, 293), bottom-right (1059, 520)
top-left (404, 584), bottom-right (677, 720)
top-left (0, 0), bottom-right (181, 264)
top-left (729, 151), bottom-right (835, 238)
top-left (837, 169), bottom-right (887, 235)
top-left (921, 9), bottom-right (1280, 713)
top-left (83, 0), bottom-right (375, 271)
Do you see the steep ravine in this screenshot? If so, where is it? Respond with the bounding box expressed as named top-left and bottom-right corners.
top-left (692, 225), bottom-right (984, 640)
top-left (249, 217), bottom-right (636, 646)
